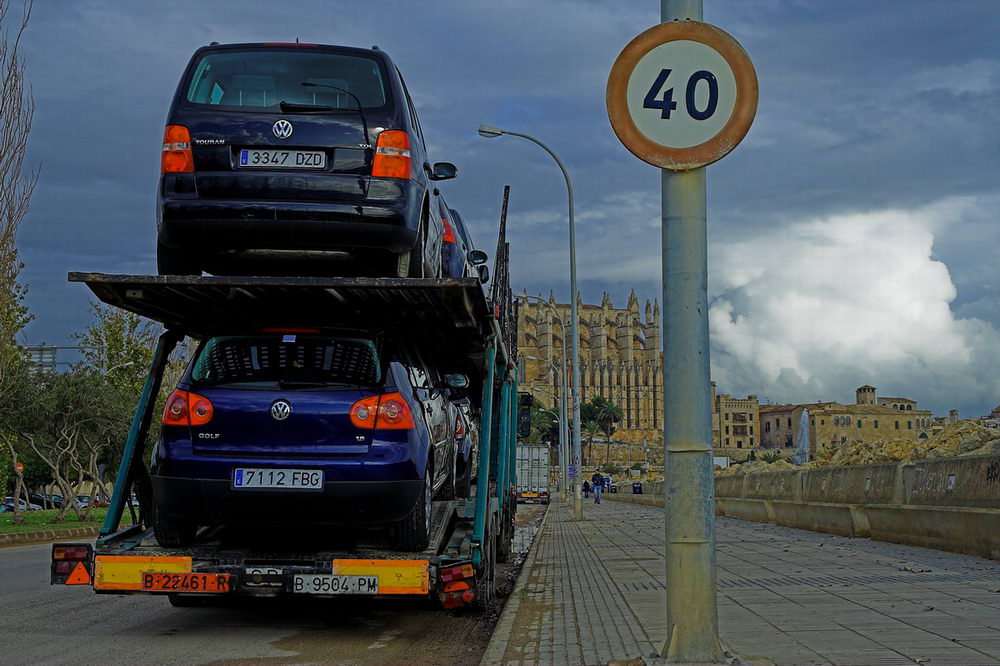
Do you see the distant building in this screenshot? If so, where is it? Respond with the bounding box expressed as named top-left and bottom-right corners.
top-left (759, 385), bottom-right (934, 459)
top-left (714, 387), bottom-right (760, 453)
top-left (984, 404), bottom-right (1000, 430)
top-left (518, 292), bottom-right (756, 457)
top-left (517, 291), bottom-right (663, 445)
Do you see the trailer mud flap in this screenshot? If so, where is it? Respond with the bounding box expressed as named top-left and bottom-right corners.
top-left (93, 555), bottom-right (192, 591)
top-left (332, 559), bottom-right (429, 595)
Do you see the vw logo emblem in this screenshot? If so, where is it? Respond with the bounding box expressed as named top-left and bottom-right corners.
top-left (270, 400), bottom-right (292, 421)
top-left (272, 119), bottom-right (293, 139)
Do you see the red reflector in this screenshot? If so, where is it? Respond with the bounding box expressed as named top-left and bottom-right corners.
top-left (55, 561), bottom-right (71, 574)
top-left (443, 580), bottom-right (471, 593)
top-left (66, 561), bottom-right (91, 585)
top-left (462, 589), bottom-right (475, 603)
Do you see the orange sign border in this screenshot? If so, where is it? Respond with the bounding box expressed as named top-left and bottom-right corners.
top-left (606, 20), bottom-right (758, 170)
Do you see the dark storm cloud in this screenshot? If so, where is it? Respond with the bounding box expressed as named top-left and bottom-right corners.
top-left (15, 0), bottom-right (1000, 416)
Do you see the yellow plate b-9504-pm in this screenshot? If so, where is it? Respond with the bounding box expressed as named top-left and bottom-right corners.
top-left (332, 559), bottom-right (430, 595)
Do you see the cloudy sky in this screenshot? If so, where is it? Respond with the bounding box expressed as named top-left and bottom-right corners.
top-left (15, 0), bottom-right (1000, 418)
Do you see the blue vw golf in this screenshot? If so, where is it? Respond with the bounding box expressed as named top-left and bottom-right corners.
top-left (149, 329), bottom-right (464, 551)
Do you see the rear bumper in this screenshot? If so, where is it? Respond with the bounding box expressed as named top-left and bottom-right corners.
top-left (151, 475), bottom-right (422, 525)
top-left (157, 177), bottom-right (424, 255)
top-left (158, 202), bottom-right (417, 254)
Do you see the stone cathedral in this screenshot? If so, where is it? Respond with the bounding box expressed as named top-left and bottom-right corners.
top-left (517, 290), bottom-right (663, 445)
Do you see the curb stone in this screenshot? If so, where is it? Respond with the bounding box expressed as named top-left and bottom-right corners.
top-left (0, 525), bottom-right (100, 547)
top-left (481, 502), bottom-right (552, 666)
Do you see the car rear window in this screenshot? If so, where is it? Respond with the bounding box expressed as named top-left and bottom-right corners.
top-left (190, 334), bottom-right (381, 387)
top-left (185, 49), bottom-right (389, 111)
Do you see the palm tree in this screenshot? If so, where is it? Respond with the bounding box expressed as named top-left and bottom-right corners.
top-left (591, 397), bottom-right (623, 465)
top-left (582, 420), bottom-right (602, 467)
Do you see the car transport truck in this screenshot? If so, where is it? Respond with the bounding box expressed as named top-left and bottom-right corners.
top-left (50, 211), bottom-right (526, 611)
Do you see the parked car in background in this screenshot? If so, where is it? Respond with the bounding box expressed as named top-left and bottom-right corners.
top-left (150, 328), bottom-right (463, 551)
top-left (156, 42), bottom-right (458, 278)
top-left (3, 497), bottom-right (42, 511)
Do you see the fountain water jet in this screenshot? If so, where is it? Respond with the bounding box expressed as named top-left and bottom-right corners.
top-left (793, 408), bottom-right (811, 464)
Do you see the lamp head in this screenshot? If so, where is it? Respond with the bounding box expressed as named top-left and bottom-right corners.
top-left (477, 123), bottom-right (503, 138)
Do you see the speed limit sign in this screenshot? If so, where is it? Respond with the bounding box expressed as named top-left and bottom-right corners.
top-left (607, 21), bottom-right (757, 170)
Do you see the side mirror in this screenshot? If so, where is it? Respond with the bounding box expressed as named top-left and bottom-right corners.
top-left (517, 392), bottom-right (533, 438)
top-left (477, 264), bottom-right (489, 284)
top-left (443, 373), bottom-right (469, 389)
top-left (429, 162), bottom-right (457, 181)
top-left (468, 249), bottom-right (488, 265)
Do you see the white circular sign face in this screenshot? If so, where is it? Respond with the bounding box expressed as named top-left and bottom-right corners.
top-left (607, 21), bottom-right (758, 170)
top-left (626, 40), bottom-right (737, 149)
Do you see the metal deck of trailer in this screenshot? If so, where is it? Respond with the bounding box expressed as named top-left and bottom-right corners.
top-left (68, 272), bottom-right (506, 402)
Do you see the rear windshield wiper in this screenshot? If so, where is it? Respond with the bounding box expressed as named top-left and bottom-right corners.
top-left (279, 100), bottom-right (340, 113)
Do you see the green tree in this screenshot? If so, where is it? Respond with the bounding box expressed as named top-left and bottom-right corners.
top-left (582, 420), bottom-right (602, 466)
top-left (0, 0), bottom-right (38, 526)
top-left (581, 396), bottom-right (623, 465)
top-left (73, 302), bottom-right (158, 395)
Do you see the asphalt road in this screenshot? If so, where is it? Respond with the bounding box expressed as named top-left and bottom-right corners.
top-left (0, 505), bottom-right (547, 666)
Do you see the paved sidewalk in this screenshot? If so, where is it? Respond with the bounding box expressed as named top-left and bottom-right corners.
top-left (485, 500), bottom-right (1000, 665)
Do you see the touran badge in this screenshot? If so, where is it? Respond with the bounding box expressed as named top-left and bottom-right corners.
top-left (272, 119), bottom-right (293, 139)
top-left (271, 400), bottom-right (292, 421)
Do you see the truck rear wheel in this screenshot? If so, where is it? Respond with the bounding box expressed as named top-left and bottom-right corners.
top-left (152, 501), bottom-right (197, 548)
top-left (392, 469), bottom-right (432, 551)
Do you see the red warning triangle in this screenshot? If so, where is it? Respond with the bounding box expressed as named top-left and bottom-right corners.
top-left (66, 561), bottom-right (91, 585)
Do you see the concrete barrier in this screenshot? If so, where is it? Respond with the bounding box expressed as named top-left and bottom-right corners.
top-left (607, 454), bottom-right (1000, 560)
top-left (864, 505), bottom-right (1000, 560)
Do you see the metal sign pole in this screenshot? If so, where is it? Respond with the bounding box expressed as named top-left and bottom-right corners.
top-left (660, 0), bottom-right (725, 662)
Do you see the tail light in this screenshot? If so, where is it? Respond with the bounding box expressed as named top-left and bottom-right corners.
top-left (439, 563), bottom-right (474, 582)
top-left (442, 216), bottom-right (457, 244)
top-left (350, 392), bottom-right (416, 430)
top-left (455, 415), bottom-right (466, 438)
top-left (51, 542), bottom-right (92, 586)
top-left (371, 130), bottom-right (411, 179)
top-left (161, 125), bottom-right (194, 173)
top-left (162, 389), bottom-right (214, 426)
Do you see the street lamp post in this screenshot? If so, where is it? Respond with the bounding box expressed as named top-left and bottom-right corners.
top-left (479, 124), bottom-right (583, 520)
top-left (535, 406), bottom-right (565, 497)
top-left (519, 293), bottom-right (571, 503)
top-left (526, 355), bottom-right (569, 503)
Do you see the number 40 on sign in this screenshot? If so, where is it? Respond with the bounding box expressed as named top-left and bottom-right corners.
top-left (607, 20), bottom-right (758, 170)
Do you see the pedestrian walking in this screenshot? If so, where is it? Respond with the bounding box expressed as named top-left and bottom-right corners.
top-left (582, 479), bottom-right (591, 499)
top-left (591, 471), bottom-right (605, 504)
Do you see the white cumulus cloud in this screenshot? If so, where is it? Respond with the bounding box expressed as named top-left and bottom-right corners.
top-left (708, 197), bottom-right (1000, 416)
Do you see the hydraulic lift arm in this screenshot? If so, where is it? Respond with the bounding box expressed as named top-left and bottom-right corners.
top-left (100, 329), bottom-right (181, 538)
top-left (472, 344), bottom-right (497, 568)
